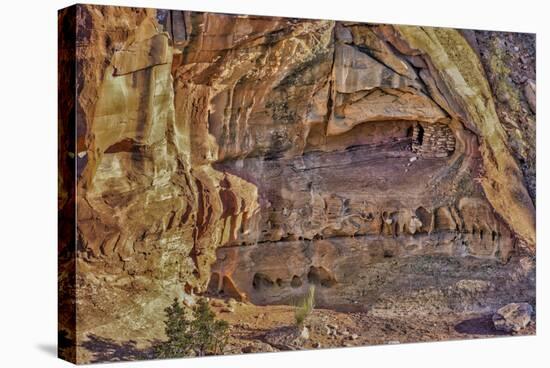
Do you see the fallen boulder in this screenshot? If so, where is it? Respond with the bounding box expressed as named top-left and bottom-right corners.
top-left (492, 303), bottom-right (533, 332)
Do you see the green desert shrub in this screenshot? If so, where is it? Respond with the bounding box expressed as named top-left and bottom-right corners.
top-left (294, 285), bottom-right (315, 327)
top-left (155, 298), bottom-right (229, 358)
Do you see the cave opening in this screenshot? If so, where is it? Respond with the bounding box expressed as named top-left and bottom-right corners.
top-left (290, 275), bottom-right (303, 288)
top-left (307, 266), bottom-right (336, 287)
top-left (415, 206), bottom-right (431, 233)
top-left (252, 272), bottom-right (274, 290)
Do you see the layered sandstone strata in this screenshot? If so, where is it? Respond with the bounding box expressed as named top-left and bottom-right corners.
top-left (58, 4), bottom-right (536, 362)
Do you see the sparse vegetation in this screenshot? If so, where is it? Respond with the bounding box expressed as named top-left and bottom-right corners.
top-left (154, 298), bottom-right (229, 358)
top-left (488, 40), bottom-right (522, 113)
top-left (294, 286), bottom-right (316, 327)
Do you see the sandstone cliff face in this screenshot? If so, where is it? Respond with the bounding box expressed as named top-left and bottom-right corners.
top-left (59, 5), bottom-right (535, 361)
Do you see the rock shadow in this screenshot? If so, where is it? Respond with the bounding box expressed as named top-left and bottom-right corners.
top-left (454, 315), bottom-right (508, 336)
top-left (80, 334), bottom-right (156, 363)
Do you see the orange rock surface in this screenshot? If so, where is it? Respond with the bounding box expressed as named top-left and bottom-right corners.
top-left (58, 5), bottom-right (536, 363)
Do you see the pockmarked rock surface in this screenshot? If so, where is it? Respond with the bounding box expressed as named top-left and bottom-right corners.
top-left (58, 4), bottom-right (536, 363)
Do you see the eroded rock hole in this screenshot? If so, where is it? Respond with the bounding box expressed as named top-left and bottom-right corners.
top-left (252, 273), bottom-right (274, 290)
top-left (307, 266), bottom-right (336, 287)
top-left (290, 275), bottom-right (302, 288)
top-left (415, 206), bottom-right (431, 233)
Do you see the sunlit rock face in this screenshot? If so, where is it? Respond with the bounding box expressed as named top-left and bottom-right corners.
top-left (59, 4), bottom-right (535, 362)
top-left (207, 23), bottom-right (535, 310)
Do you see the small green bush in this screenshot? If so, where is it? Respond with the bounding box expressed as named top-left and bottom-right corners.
top-left (155, 298), bottom-right (229, 358)
top-left (294, 286), bottom-right (315, 327)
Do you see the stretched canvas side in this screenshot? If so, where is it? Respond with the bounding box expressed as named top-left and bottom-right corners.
top-left (58, 4), bottom-right (77, 364)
